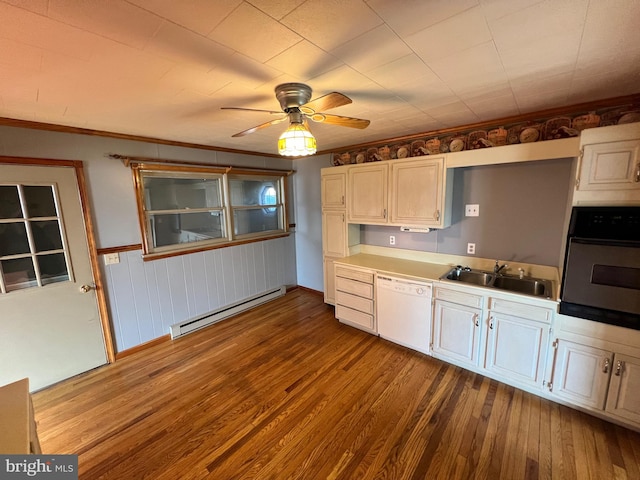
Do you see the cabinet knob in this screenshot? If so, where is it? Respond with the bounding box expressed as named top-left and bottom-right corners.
top-left (603, 358), bottom-right (610, 373)
top-left (615, 360), bottom-right (623, 376)
top-left (473, 313), bottom-right (479, 327)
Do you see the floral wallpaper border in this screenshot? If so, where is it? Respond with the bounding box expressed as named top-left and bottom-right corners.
top-left (331, 103), bottom-right (640, 166)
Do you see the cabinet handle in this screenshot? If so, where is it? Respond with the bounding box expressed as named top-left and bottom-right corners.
top-left (489, 317), bottom-right (494, 329)
top-left (435, 210), bottom-right (440, 222)
top-left (635, 163), bottom-right (640, 182)
top-left (603, 358), bottom-right (610, 373)
top-left (383, 208), bottom-right (387, 219)
top-left (473, 313), bottom-right (479, 327)
top-left (615, 360), bottom-right (623, 376)
top-left (341, 195), bottom-right (345, 204)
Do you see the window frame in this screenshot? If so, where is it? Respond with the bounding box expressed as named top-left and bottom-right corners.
top-left (228, 174), bottom-right (285, 241)
top-left (132, 163), bottom-right (290, 260)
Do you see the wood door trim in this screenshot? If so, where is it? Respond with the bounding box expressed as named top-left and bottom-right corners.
top-left (0, 156), bottom-right (116, 364)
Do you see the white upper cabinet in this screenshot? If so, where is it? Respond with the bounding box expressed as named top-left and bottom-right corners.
top-left (321, 171), bottom-right (346, 208)
top-left (347, 163), bottom-right (389, 224)
top-left (346, 156), bottom-right (451, 227)
top-left (389, 157), bottom-right (448, 228)
top-left (574, 123), bottom-right (640, 205)
top-left (579, 141), bottom-right (640, 191)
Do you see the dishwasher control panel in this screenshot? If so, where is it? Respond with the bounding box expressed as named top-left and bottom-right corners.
top-left (377, 276), bottom-right (432, 297)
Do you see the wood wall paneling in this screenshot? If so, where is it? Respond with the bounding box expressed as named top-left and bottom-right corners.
top-left (103, 237), bottom-right (296, 352)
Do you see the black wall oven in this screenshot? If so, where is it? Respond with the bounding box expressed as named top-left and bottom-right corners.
top-left (560, 206), bottom-right (640, 330)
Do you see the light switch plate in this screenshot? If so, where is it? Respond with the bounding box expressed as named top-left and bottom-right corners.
top-left (465, 204), bottom-right (480, 217)
top-left (103, 253), bottom-right (120, 265)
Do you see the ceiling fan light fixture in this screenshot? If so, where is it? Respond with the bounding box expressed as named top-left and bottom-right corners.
top-left (278, 122), bottom-right (317, 156)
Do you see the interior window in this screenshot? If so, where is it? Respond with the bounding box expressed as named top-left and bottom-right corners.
top-left (229, 176), bottom-right (283, 237)
top-left (132, 166), bottom-right (288, 258)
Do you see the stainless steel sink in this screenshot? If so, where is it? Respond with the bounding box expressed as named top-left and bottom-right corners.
top-left (492, 275), bottom-right (551, 297)
top-left (445, 269), bottom-right (494, 286)
top-left (440, 267), bottom-right (552, 298)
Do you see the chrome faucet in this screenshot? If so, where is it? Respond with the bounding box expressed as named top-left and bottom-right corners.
top-left (494, 260), bottom-right (508, 274)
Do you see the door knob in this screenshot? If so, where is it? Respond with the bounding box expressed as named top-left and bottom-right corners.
top-left (80, 284), bottom-right (95, 293)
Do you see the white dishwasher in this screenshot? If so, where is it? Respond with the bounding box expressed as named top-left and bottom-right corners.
top-left (376, 275), bottom-right (432, 355)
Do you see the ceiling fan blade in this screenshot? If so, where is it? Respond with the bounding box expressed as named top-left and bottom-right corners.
top-left (301, 92), bottom-right (352, 114)
top-left (221, 107), bottom-right (283, 114)
top-left (310, 113), bottom-right (370, 129)
top-left (231, 116), bottom-right (288, 137)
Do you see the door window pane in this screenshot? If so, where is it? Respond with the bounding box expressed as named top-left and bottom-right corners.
top-left (0, 183), bottom-right (70, 293)
top-left (0, 222), bottom-right (30, 256)
top-left (38, 253), bottom-right (69, 285)
top-left (0, 186), bottom-right (22, 218)
top-left (2, 257), bottom-right (37, 292)
top-left (23, 185), bottom-right (57, 217)
top-left (32, 220), bottom-right (64, 252)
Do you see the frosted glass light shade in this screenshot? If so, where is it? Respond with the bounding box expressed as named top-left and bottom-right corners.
top-left (278, 123), bottom-right (317, 156)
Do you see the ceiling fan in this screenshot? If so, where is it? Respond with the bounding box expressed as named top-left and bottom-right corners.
top-left (221, 83), bottom-right (370, 155)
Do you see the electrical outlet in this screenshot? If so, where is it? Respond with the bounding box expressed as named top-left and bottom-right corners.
top-left (467, 243), bottom-right (476, 255)
top-left (103, 253), bottom-right (120, 265)
top-left (465, 204), bottom-right (480, 217)
top-left (389, 235), bottom-right (396, 245)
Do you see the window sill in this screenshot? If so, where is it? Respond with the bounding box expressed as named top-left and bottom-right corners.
top-left (141, 232), bottom-right (291, 262)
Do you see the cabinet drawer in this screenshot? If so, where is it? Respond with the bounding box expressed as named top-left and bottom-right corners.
top-left (489, 297), bottom-right (552, 323)
top-left (335, 265), bottom-right (374, 283)
top-left (336, 290), bottom-right (374, 314)
top-left (435, 287), bottom-right (483, 308)
top-left (336, 304), bottom-right (374, 330)
top-left (336, 277), bottom-right (374, 298)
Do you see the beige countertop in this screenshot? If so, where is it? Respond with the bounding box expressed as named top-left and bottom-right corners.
top-left (334, 253), bottom-right (450, 282)
top-left (334, 248), bottom-right (561, 304)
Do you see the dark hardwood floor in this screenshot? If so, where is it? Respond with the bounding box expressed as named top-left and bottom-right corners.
top-left (32, 289), bottom-right (640, 479)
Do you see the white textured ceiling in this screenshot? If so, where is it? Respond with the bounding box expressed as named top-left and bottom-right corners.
top-left (0, 0), bottom-right (638, 156)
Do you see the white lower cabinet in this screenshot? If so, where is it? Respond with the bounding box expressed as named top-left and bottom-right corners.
top-left (484, 298), bottom-right (552, 390)
top-left (334, 265), bottom-right (376, 333)
top-left (432, 286), bottom-right (484, 368)
top-left (550, 340), bottom-right (610, 409)
top-left (550, 340), bottom-right (640, 425)
top-left (433, 299), bottom-right (482, 367)
top-left (485, 312), bottom-right (550, 388)
top-left (606, 353), bottom-right (640, 425)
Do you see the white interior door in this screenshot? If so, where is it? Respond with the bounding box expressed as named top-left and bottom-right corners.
top-left (0, 163), bottom-right (107, 390)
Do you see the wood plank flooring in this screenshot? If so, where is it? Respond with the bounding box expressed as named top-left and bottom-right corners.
top-left (32, 289), bottom-right (640, 479)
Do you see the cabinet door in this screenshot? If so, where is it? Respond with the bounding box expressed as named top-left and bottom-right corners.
top-left (605, 353), bottom-right (640, 424)
top-left (484, 313), bottom-right (549, 388)
top-left (322, 210), bottom-right (346, 257)
top-left (551, 340), bottom-right (611, 410)
top-left (390, 157), bottom-right (444, 227)
top-left (323, 256), bottom-right (337, 305)
top-left (432, 300), bottom-right (481, 368)
top-left (579, 140), bottom-right (640, 191)
top-left (321, 172), bottom-right (346, 208)
top-left (347, 164), bottom-right (388, 223)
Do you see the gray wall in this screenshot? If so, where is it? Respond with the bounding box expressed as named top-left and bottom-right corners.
top-left (361, 158), bottom-right (573, 266)
top-left (292, 154), bottom-right (328, 292)
top-left (0, 126), bottom-right (298, 352)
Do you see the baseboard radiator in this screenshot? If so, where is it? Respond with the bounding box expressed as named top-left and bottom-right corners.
top-left (170, 286), bottom-right (285, 339)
